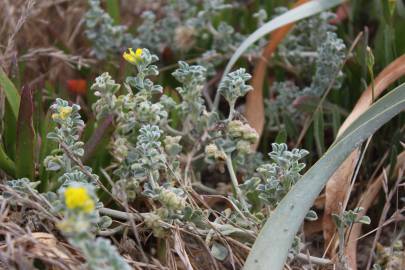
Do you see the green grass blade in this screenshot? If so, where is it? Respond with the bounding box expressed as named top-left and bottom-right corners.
top-left (3, 101), bottom-right (17, 159)
top-left (0, 144), bottom-right (15, 176)
top-left (314, 108), bottom-right (325, 156)
top-left (106, 0), bottom-right (121, 24)
top-left (244, 83), bottom-right (405, 270)
top-left (15, 86), bottom-right (36, 180)
top-left (0, 67), bottom-right (20, 119)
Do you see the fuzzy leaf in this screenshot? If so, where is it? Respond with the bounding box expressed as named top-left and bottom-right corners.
top-left (357, 216), bottom-right (371, 225)
top-left (211, 242), bottom-right (229, 261)
top-left (305, 210), bottom-right (318, 221)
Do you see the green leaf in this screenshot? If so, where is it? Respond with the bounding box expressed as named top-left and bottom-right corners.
top-left (106, 0), bottom-right (121, 24)
top-left (274, 127), bottom-right (287, 144)
top-left (0, 67), bottom-right (20, 119)
top-left (15, 86), bottom-right (35, 180)
top-left (0, 144), bottom-right (15, 176)
top-left (211, 242), bottom-right (228, 261)
top-left (282, 112), bottom-right (298, 139)
top-left (357, 216), bottom-right (371, 225)
top-left (332, 107), bottom-right (341, 138)
top-left (332, 214), bottom-right (342, 228)
top-left (398, 0), bottom-right (405, 18)
top-left (244, 83), bottom-right (405, 270)
top-left (38, 110), bottom-right (57, 191)
top-left (294, 96), bottom-right (348, 116)
top-left (314, 108), bottom-right (325, 156)
top-left (305, 210), bottom-right (318, 221)
top-left (373, 264), bottom-right (383, 270)
top-left (3, 101), bottom-right (17, 159)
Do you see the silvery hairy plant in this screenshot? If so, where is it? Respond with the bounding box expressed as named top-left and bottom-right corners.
top-left (91, 48), bottom-right (191, 237)
top-left (85, 0), bottom-right (137, 59)
top-left (45, 99), bottom-right (128, 270)
top-left (44, 98), bottom-right (98, 188)
top-left (92, 46), bottom-right (310, 230)
top-left (88, 47), bottom-right (314, 253)
top-left (266, 11), bottom-right (346, 128)
top-left (3, 98), bottom-right (130, 270)
top-left (240, 143), bottom-right (309, 212)
top-left (84, 0), bottom-right (266, 75)
top-left (4, 41), bottom-right (315, 267)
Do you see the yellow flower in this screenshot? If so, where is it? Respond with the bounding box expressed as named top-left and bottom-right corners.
top-left (59, 106), bottom-right (73, 119)
top-left (123, 48), bottom-right (143, 64)
top-left (64, 186), bottom-right (95, 213)
top-left (52, 106), bottom-right (72, 120)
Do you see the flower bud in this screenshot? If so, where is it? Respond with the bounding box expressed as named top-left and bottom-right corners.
top-left (205, 144), bottom-right (219, 157)
top-left (174, 26), bottom-right (196, 51)
top-left (236, 140), bottom-right (251, 154)
top-left (227, 120), bottom-right (244, 138)
top-left (242, 124), bottom-right (259, 143)
top-left (159, 189), bottom-right (185, 210)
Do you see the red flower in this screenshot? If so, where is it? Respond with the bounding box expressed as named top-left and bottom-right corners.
top-left (67, 79), bottom-right (87, 95)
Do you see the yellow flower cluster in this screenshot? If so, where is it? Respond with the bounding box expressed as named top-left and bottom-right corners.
top-left (64, 186), bottom-right (95, 213)
top-left (52, 106), bottom-right (72, 120)
top-left (123, 48), bottom-right (143, 64)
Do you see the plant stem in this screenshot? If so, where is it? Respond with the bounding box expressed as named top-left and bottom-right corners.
top-left (227, 102), bottom-right (235, 121)
top-left (224, 152), bottom-right (249, 213)
top-left (100, 207), bottom-right (142, 221)
top-left (149, 171), bottom-right (158, 190)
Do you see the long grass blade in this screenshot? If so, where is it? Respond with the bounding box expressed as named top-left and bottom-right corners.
top-left (0, 67), bottom-right (20, 119)
top-left (15, 86), bottom-right (36, 180)
top-left (244, 83), bottom-right (405, 270)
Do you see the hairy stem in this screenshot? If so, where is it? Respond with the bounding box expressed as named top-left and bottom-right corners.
top-left (224, 152), bottom-right (249, 212)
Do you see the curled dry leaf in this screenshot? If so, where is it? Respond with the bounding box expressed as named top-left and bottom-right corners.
top-left (345, 151), bottom-right (405, 270)
top-left (245, 0), bottom-right (308, 150)
top-left (27, 232), bottom-right (73, 260)
top-left (323, 54), bottom-right (405, 257)
top-left (0, 232), bottom-right (77, 269)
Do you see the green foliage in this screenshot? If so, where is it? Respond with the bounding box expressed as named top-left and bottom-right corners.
top-left (77, 238), bottom-right (131, 270)
top-left (1, 1), bottom-right (404, 269)
top-left (242, 143), bottom-right (309, 210)
top-left (332, 207), bottom-right (371, 268)
top-left (15, 87), bottom-right (35, 180)
top-left (332, 207), bottom-right (371, 229)
top-left (267, 13), bottom-right (346, 131)
top-left (172, 61), bottom-right (207, 119)
top-left (85, 0), bottom-right (136, 59)
top-left (219, 68), bottom-right (253, 107)
top-left (0, 67), bottom-right (20, 119)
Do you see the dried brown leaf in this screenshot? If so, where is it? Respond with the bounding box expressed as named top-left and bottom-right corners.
top-left (323, 54), bottom-right (405, 257)
top-left (345, 152), bottom-right (405, 270)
